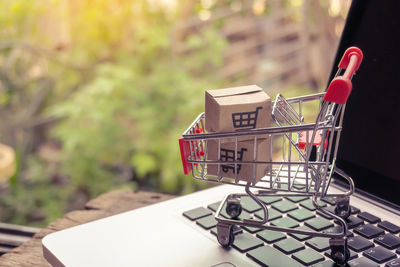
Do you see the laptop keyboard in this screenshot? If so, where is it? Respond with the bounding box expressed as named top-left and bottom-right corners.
top-left (183, 196), bottom-right (400, 266)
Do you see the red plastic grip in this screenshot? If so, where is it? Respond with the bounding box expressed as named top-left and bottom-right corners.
top-left (324, 77), bottom-right (353, 104)
top-left (338, 47), bottom-right (363, 72)
top-left (179, 130), bottom-right (204, 175)
top-left (179, 137), bottom-right (191, 175)
top-left (324, 47), bottom-right (363, 104)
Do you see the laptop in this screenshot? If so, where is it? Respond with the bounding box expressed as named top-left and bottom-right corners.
top-left (42, 1), bottom-right (400, 266)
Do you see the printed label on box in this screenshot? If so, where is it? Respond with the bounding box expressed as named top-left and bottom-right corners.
top-left (206, 137), bottom-right (271, 183)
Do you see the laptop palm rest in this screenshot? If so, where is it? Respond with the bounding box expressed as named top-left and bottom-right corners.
top-left (42, 202), bottom-right (251, 267)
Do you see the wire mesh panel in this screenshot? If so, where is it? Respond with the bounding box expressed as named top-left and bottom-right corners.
top-left (181, 91), bottom-right (335, 193)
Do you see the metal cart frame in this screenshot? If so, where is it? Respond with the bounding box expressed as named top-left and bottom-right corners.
top-left (179, 47), bottom-right (363, 264)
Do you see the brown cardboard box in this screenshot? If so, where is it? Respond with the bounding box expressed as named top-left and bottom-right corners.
top-left (205, 85), bottom-right (271, 133)
top-left (206, 138), bottom-right (271, 183)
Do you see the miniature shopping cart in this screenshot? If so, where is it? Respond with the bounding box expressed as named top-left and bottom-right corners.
top-left (179, 47), bottom-right (363, 265)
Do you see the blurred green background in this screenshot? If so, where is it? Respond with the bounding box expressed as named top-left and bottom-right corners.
top-left (0, 0), bottom-right (350, 227)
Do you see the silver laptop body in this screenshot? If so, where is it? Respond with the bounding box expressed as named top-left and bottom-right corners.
top-left (42, 1), bottom-right (400, 266)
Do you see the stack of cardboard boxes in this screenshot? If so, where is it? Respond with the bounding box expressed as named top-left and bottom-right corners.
top-left (205, 85), bottom-right (272, 183)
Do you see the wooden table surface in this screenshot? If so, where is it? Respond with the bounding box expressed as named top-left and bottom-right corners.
top-left (0, 190), bottom-right (174, 267)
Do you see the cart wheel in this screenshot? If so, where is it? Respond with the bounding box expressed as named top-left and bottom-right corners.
top-left (330, 239), bottom-right (350, 265)
top-left (216, 223), bottom-right (234, 248)
top-left (334, 197), bottom-right (351, 219)
top-left (334, 205), bottom-right (350, 219)
top-left (226, 198), bottom-right (242, 218)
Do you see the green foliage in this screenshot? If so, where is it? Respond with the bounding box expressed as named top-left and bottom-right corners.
top-left (0, 155), bottom-right (69, 227)
top-left (0, 0), bottom-right (227, 226)
top-left (0, 0), bottom-right (325, 227)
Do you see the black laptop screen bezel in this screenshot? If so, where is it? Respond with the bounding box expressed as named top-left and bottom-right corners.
top-left (329, 0), bottom-right (400, 209)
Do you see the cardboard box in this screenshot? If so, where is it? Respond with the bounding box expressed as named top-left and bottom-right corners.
top-left (206, 138), bottom-right (271, 183)
top-left (205, 85), bottom-right (271, 133)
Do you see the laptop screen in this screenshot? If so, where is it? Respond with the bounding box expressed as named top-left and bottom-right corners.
top-left (331, 0), bottom-right (400, 208)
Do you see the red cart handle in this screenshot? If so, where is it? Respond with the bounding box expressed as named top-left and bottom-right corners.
top-left (324, 47), bottom-right (363, 104)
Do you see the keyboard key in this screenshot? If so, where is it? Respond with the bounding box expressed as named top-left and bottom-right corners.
top-left (274, 183), bottom-right (289, 190)
top-left (274, 238), bottom-right (305, 254)
top-left (322, 205), bottom-right (355, 220)
top-left (293, 184), bottom-right (306, 190)
top-left (241, 196), bottom-right (262, 213)
top-left (210, 225), bottom-right (242, 236)
top-left (316, 205), bottom-right (356, 220)
top-left (351, 206), bottom-right (360, 214)
top-left (235, 211), bottom-right (253, 220)
top-left (220, 209), bottom-right (252, 220)
top-left (346, 215), bottom-right (364, 229)
top-left (272, 200), bottom-right (298, 213)
top-left (322, 225), bottom-right (354, 237)
top-left (271, 217), bottom-right (299, 228)
top-left (325, 249), bottom-right (358, 260)
top-left (232, 233), bottom-right (264, 253)
top-left (386, 258), bottom-right (400, 267)
top-left (292, 248), bottom-right (324, 265)
top-left (323, 226), bottom-right (353, 237)
top-left (259, 196), bottom-right (282, 205)
top-left (348, 236), bottom-right (374, 252)
top-left (378, 221), bottom-right (400, 234)
top-left (218, 205), bottom-right (230, 218)
top-left (354, 224), bottom-right (384, 239)
top-left (313, 260), bottom-right (337, 267)
top-left (305, 217), bottom-right (333, 231)
top-left (374, 233), bottom-right (400, 249)
top-left (300, 199), bottom-right (327, 211)
top-left (242, 226), bottom-right (262, 234)
top-left (348, 257), bottom-right (379, 267)
top-left (207, 201), bottom-right (221, 212)
top-left (255, 208), bottom-right (282, 221)
top-left (288, 225), bottom-right (313, 241)
top-left (256, 229), bottom-right (286, 243)
top-left (196, 215), bottom-right (217, 229)
top-left (363, 246), bottom-right (396, 264)
top-left (288, 208), bottom-right (315, 222)
top-left (316, 206), bottom-right (335, 219)
top-left (247, 245), bottom-right (303, 267)
top-left (183, 207), bottom-right (212, 220)
top-left (286, 196), bottom-right (308, 203)
top-left (210, 227), bottom-right (217, 236)
top-left (305, 237), bottom-right (330, 252)
top-left (321, 197), bottom-right (336, 205)
top-left (358, 212), bottom-right (381, 224)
